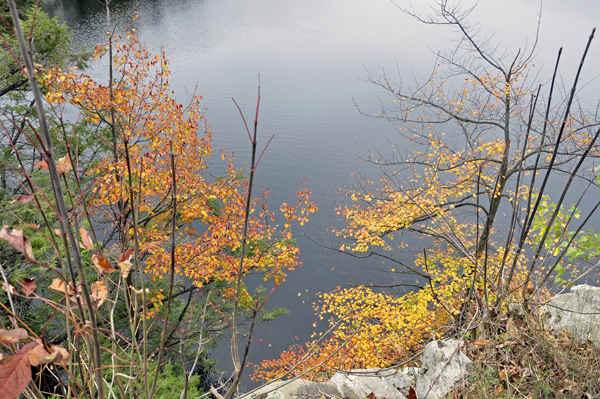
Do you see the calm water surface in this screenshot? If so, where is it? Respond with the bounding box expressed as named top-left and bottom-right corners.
top-left (44, 0), bottom-right (600, 390)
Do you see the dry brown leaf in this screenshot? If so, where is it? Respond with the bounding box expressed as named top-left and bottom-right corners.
top-left (0, 328), bottom-right (28, 344)
top-left (48, 279), bottom-right (75, 295)
top-left (506, 317), bottom-right (520, 339)
top-left (118, 260), bottom-right (133, 279)
top-left (91, 280), bottom-right (108, 307)
top-left (131, 287), bottom-right (149, 295)
top-left (0, 226), bottom-right (36, 263)
top-left (18, 341), bottom-right (50, 367)
top-left (49, 344), bottom-right (70, 367)
top-left (1, 282), bottom-right (16, 295)
top-left (80, 227), bottom-right (94, 250)
top-left (56, 154), bottom-right (73, 175)
top-left (92, 254), bottom-right (117, 274)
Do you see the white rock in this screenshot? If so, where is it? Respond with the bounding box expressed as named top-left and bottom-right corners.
top-left (539, 284), bottom-right (600, 346)
top-left (329, 368), bottom-right (419, 399)
top-left (415, 340), bottom-right (472, 399)
top-left (250, 379), bottom-right (341, 399)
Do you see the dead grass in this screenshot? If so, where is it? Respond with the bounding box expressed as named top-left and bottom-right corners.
top-left (455, 312), bottom-right (600, 398)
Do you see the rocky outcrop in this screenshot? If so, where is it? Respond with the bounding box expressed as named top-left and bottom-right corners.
top-left (539, 284), bottom-right (600, 346)
top-left (250, 340), bottom-right (471, 399)
top-left (329, 368), bottom-right (418, 399)
top-left (415, 340), bottom-right (472, 399)
top-left (250, 285), bottom-right (600, 399)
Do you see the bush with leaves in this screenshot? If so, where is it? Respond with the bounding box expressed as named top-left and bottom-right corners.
top-left (253, 0), bottom-right (600, 382)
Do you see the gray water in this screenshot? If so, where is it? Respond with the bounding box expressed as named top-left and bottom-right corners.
top-left (43, 0), bottom-right (600, 390)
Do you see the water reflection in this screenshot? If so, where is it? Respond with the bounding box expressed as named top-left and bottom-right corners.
top-left (42, 0), bottom-right (600, 391)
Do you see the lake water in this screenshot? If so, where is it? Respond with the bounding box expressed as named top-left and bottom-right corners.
top-left (43, 0), bottom-right (600, 391)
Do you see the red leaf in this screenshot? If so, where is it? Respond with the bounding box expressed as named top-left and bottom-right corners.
top-left (0, 226), bottom-right (36, 263)
top-left (367, 393), bottom-right (377, 399)
top-left (33, 160), bottom-right (48, 170)
top-left (407, 387), bottom-right (417, 399)
top-left (10, 196), bottom-right (32, 205)
top-left (21, 278), bottom-right (36, 296)
top-left (118, 248), bottom-right (134, 262)
top-left (0, 353), bottom-right (31, 399)
top-left (80, 227), bottom-right (94, 250)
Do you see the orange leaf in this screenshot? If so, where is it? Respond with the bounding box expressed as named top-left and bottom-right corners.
top-left (91, 280), bottom-right (108, 307)
top-left (48, 279), bottom-right (74, 295)
top-left (33, 160), bottom-right (48, 170)
top-left (80, 227), bottom-right (94, 250)
top-left (92, 254), bottom-right (116, 274)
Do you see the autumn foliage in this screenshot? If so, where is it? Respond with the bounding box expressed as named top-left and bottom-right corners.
top-left (253, 5), bottom-right (600, 383)
top-left (0, 8), bottom-right (316, 397)
top-left (42, 30), bottom-right (316, 294)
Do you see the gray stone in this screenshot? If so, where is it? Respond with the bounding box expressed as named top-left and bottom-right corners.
top-left (539, 284), bottom-right (600, 346)
top-left (415, 340), bottom-right (472, 399)
top-left (329, 368), bottom-right (419, 399)
top-left (250, 379), bottom-right (341, 399)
